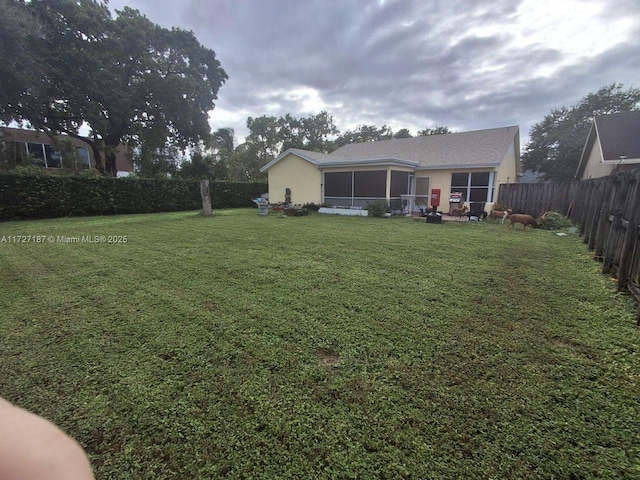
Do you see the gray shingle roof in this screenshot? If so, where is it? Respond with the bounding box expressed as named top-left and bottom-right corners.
top-left (261, 125), bottom-right (519, 172)
top-left (325, 125), bottom-right (519, 169)
top-left (595, 110), bottom-right (640, 161)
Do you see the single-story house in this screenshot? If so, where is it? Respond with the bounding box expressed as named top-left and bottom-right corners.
top-left (576, 111), bottom-right (640, 180)
top-left (260, 125), bottom-right (521, 213)
top-left (0, 127), bottom-right (131, 175)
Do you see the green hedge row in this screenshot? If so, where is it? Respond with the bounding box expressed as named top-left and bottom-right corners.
top-left (0, 174), bottom-right (267, 221)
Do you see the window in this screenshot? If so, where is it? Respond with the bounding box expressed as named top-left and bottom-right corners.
top-left (27, 143), bottom-right (46, 167)
top-left (76, 147), bottom-right (91, 169)
top-left (20, 142), bottom-right (90, 169)
top-left (450, 172), bottom-right (495, 203)
top-left (44, 145), bottom-right (62, 168)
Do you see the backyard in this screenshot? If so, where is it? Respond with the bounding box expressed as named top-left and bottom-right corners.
top-left (0, 209), bottom-right (638, 479)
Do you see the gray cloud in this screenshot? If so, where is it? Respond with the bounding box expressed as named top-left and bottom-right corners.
top-left (107, 0), bottom-right (640, 144)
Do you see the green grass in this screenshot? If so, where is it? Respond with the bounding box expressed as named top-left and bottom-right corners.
top-left (1, 209), bottom-right (638, 479)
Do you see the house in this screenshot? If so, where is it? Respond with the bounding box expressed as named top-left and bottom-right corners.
top-left (0, 127), bottom-right (131, 176)
top-left (259, 125), bottom-right (521, 213)
top-left (575, 111), bottom-right (640, 180)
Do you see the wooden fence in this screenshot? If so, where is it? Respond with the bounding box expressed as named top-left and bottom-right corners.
top-left (499, 170), bottom-right (640, 325)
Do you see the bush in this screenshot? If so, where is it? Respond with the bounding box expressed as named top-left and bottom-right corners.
top-left (0, 172), bottom-right (267, 220)
top-left (539, 211), bottom-right (574, 230)
top-left (367, 199), bottom-right (390, 218)
top-left (302, 203), bottom-right (321, 212)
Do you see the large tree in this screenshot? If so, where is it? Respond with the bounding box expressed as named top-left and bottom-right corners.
top-left (334, 124), bottom-right (393, 148)
top-left (278, 111), bottom-right (338, 153)
top-left (0, 0), bottom-right (44, 112)
top-left (522, 83), bottom-right (640, 182)
top-left (0, 0), bottom-right (227, 175)
top-left (417, 126), bottom-right (453, 136)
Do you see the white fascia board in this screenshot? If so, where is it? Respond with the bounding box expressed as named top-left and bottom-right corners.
top-left (259, 148), bottom-right (321, 173)
top-left (317, 157), bottom-right (419, 169)
top-left (415, 162), bottom-right (501, 171)
top-left (602, 157), bottom-right (640, 163)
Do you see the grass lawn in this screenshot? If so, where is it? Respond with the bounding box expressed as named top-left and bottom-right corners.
top-left (1, 209), bottom-right (638, 479)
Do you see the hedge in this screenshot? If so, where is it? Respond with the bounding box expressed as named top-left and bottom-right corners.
top-left (0, 173), bottom-right (267, 221)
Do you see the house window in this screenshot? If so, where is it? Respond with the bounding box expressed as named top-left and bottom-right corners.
top-left (22, 142), bottom-right (90, 169)
top-left (27, 143), bottom-right (47, 167)
top-left (76, 147), bottom-right (91, 168)
top-left (451, 172), bottom-right (495, 203)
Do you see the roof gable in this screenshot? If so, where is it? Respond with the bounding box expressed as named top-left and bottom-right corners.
top-left (259, 148), bottom-right (330, 172)
top-left (594, 110), bottom-right (640, 161)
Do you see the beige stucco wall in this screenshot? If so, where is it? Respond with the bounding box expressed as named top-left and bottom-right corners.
top-left (580, 140), bottom-right (611, 179)
top-left (267, 153), bottom-right (322, 204)
top-left (495, 140), bottom-right (518, 185)
top-left (493, 138), bottom-right (519, 202)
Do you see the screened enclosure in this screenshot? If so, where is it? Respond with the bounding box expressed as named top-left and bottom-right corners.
top-left (323, 170), bottom-right (416, 208)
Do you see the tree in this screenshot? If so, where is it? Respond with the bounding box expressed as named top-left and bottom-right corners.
top-left (212, 128), bottom-right (235, 154)
top-left (522, 83), bottom-right (640, 182)
top-left (227, 143), bottom-right (267, 181)
top-left (0, 0), bottom-right (44, 115)
top-left (279, 111), bottom-right (338, 152)
top-left (417, 126), bottom-right (453, 136)
top-left (334, 124), bottom-right (393, 147)
top-left (245, 115), bottom-right (281, 165)
top-left (393, 128), bottom-right (413, 139)
top-left (178, 149), bottom-right (219, 179)
top-left (0, 1), bottom-right (227, 176)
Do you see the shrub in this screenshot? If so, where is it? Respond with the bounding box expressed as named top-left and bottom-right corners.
top-left (0, 173), bottom-right (267, 220)
top-left (367, 199), bottom-right (390, 217)
top-left (302, 202), bottom-right (321, 212)
top-left (539, 211), bottom-right (574, 230)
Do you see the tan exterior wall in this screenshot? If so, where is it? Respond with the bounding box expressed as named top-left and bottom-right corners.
top-left (581, 141), bottom-right (611, 179)
top-left (267, 153), bottom-right (322, 204)
top-left (493, 139), bottom-right (519, 202)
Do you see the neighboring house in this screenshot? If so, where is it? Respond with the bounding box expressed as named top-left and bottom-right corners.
top-left (260, 125), bottom-right (521, 213)
top-left (0, 127), bottom-right (131, 175)
top-left (576, 111), bottom-right (640, 180)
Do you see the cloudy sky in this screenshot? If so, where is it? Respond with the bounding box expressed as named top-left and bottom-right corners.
top-left (107, 0), bottom-right (640, 147)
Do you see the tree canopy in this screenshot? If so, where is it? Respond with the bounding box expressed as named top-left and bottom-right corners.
top-left (417, 126), bottom-right (454, 136)
top-left (0, 0), bottom-right (227, 175)
top-left (187, 119), bottom-right (454, 181)
top-left (522, 83), bottom-right (640, 182)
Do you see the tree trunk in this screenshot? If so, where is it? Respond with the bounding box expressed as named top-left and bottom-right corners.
top-left (105, 149), bottom-right (118, 177)
top-left (201, 180), bottom-right (213, 216)
top-left (89, 142), bottom-right (105, 174)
